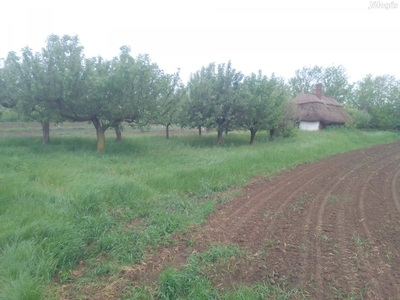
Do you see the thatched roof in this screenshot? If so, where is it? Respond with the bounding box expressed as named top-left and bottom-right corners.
top-left (292, 92), bottom-right (353, 125)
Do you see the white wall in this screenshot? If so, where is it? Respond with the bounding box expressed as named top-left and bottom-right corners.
top-left (299, 121), bottom-right (320, 131)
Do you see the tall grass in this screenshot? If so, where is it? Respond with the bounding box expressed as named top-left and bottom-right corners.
top-left (155, 244), bottom-right (305, 300)
top-left (0, 128), bottom-right (399, 298)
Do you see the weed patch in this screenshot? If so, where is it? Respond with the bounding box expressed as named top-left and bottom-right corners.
top-left (155, 245), bottom-right (304, 299)
top-left (327, 194), bottom-right (352, 204)
top-left (291, 192), bottom-right (314, 212)
top-left (352, 234), bottom-right (370, 249)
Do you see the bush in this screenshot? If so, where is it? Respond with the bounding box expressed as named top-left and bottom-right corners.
top-left (276, 122), bottom-right (298, 138)
top-left (344, 106), bottom-right (372, 129)
top-left (0, 108), bottom-right (20, 122)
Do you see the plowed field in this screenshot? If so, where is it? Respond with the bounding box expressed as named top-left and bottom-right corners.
top-left (63, 142), bottom-right (400, 299)
top-left (152, 142), bottom-right (400, 299)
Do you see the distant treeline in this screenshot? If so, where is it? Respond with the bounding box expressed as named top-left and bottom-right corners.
top-left (1, 35), bottom-right (399, 150)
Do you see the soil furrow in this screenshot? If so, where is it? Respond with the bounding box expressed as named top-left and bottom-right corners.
top-left (355, 156), bottom-right (400, 299)
top-left (295, 145), bottom-right (399, 296)
top-left (262, 143), bottom-right (400, 298)
top-left (313, 145), bottom-right (400, 298)
top-left (208, 157), bottom-right (343, 235)
top-left (391, 168), bottom-right (400, 213)
top-left (60, 142), bottom-right (400, 299)
top-left (357, 157), bottom-right (400, 298)
top-left (202, 154), bottom-right (355, 245)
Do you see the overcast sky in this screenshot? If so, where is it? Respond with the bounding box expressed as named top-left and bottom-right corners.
top-left (1, 0), bottom-right (399, 83)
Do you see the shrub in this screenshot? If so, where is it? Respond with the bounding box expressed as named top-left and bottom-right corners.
top-left (0, 108), bottom-right (20, 122)
top-left (344, 106), bottom-right (372, 129)
top-left (276, 123), bottom-right (298, 138)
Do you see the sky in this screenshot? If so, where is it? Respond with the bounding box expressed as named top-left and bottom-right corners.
top-left (1, 0), bottom-right (399, 84)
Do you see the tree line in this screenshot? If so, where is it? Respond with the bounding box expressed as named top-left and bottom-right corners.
top-left (289, 65), bottom-right (400, 130)
top-left (1, 34), bottom-right (400, 151)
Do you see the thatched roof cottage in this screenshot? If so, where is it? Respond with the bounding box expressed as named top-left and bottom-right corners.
top-left (292, 83), bottom-right (353, 131)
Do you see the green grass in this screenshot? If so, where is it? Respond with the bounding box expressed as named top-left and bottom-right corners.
top-left (0, 127), bottom-right (399, 299)
top-left (352, 233), bottom-right (370, 249)
top-left (155, 245), bottom-right (305, 300)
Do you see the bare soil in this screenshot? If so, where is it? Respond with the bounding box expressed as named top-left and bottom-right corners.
top-left (60, 142), bottom-right (400, 299)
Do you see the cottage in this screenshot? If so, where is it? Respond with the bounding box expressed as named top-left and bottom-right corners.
top-left (292, 83), bottom-right (353, 131)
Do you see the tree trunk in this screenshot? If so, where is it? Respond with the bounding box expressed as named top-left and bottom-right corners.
top-left (42, 121), bottom-right (50, 145)
top-left (166, 123), bottom-right (170, 139)
top-left (96, 127), bottom-right (106, 152)
top-left (269, 128), bottom-right (276, 140)
top-left (217, 129), bottom-right (223, 145)
top-left (249, 128), bottom-right (256, 145)
top-left (92, 117), bottom-right (106, 152)
top-left (198, 125), bottom-right (202, 136)
top-left (115, 124), bottom-right (122, 141)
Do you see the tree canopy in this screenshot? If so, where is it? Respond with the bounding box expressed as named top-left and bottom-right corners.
top-left (239, 72), bottom-right (288, 144)
top-left (1, 34), bottom-right (399, 149)
top-left (0, 36), bottom-right (184, 150)
top-left (186, 61), bottom-right (244, 144)
top-left (289, 65), bottom-right (353, 104)
top-left (348, 74), bottom-right (400, 130)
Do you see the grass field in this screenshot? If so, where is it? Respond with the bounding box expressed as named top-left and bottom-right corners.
top-left (0, 122), bottom-right (196, 137)
top-left (0, 125), bottom-right (399, 299)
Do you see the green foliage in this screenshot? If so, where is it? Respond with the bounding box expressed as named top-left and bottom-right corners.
top-left (0, 35), bottom-right (85, 144)
top-left (348, 74), bottom-right (400, 130)
top-left (0, 113), bottom-right (400, 299)
top-left (0, 108), bottom-right (19, 122)
top-left (0, 52), bottom-right (21, 109)
top-left (198, 244), bottom-right (244, 263)
top-left (289, 68), bottom-right (400, 131)
top-left (0, 36), bottom-right (180, 150)
top-left (158, 267), bottom-right (218, 300)
top-left (183, 65), bottom-right (216, 132)
top-left (157, 245), bottom-right (243, 300)
top-left (145, 71), bottom-right (184, 138)
top-left (239, 71), bottom-right (288, 144)
top-left (156, 245), bottom-right (304, 300)
top-left (0, 273), bottom-right (43, 300)
top-left (186, 61), bottom-right (244, 144)
top-left (352, 234), bottom-right (369, 249)
top-left (4, 34), bottom-right (399, 150)
top-left (277, 123), bottom-right (298, 138)
top-left (344, 106), bottom-right (372, 129)
top-left (106, 49), bottom-right (175, 128)
top-left (288, 65), bottom-right (353, 104)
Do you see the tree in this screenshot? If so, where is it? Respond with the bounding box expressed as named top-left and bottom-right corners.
top-left (16, 46), bottom-right (71, 144)
top-left (57, 49), bottom-right (135, 151)
top-left (0, 52), bottom-right (21, 109)
top-left (18, 35), bottom-right (83, 145)
top-left (39, 34), bottom-right (116, 151)
top-left (344, 106), bottom-right (372, 129)
top-left (289, 65), bottom-right (353, 104)
top-left (288, 65), bottom-right (323, 97)
top-left (54, 43), bottom-right (177, 151)
top-left (150, 77), bottom-right (184, 139)
top-left (108, 49), bottom-right (182, 141)
top-left (187, 61), bottom-right (244, 145)
top-left (0, 45), bottom-right (70, 144)
top-left (211, 62), bottom-right (244, 144)
top-left (239, 72), bottom-right (288, 144)
top-left (183, 64), bottom-right (217, 136)
top-left (348, 74), bottom-right (400, 129)
top-left (106, 47), bottom-right (143, 142)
